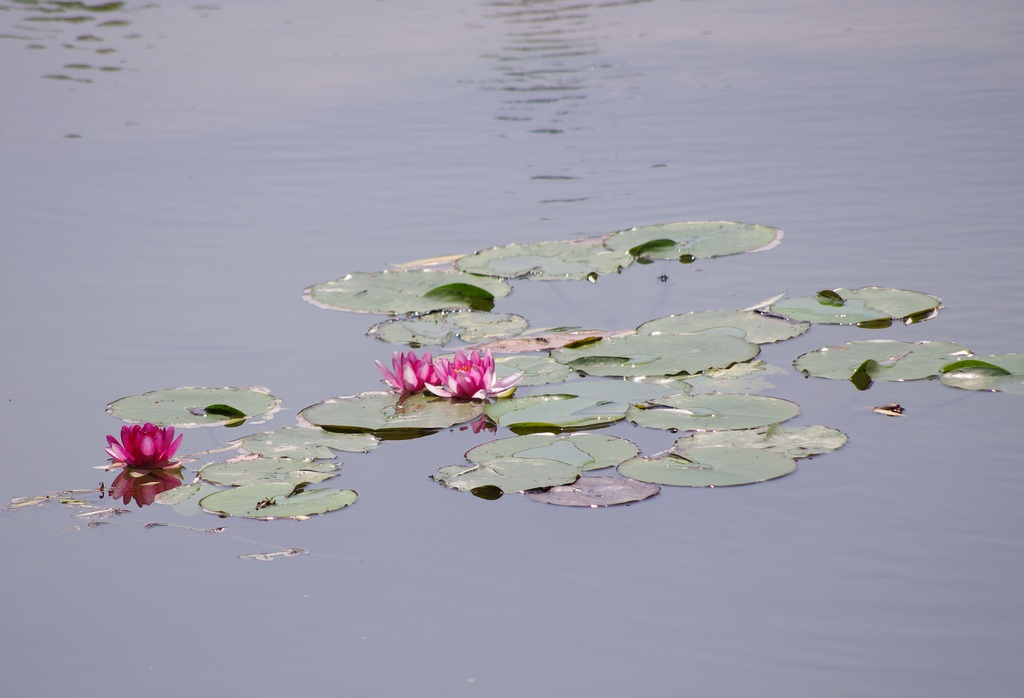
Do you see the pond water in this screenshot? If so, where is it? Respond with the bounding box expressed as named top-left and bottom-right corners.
top-left (3, 0), bottom-right (1023, 695)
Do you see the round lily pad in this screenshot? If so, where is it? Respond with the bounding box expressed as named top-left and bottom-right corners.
top-left (794, 340), bottom-right (972, 381)
top-left (495, 355), bottom-right (574, 387)
top-left (304, 269), bottom-right (511, 315)
top-left (431, 458), bottom-right (581, 494)
top-left (626, 393), bottom-right (800, 432)
top-left (637, 310), bottom-right (809, 344)
top-left (551, 333), bottom-right (759, 378)
top-left (526, 476), bottom-right (660, 507)
top-left (484, 394), bottom-right (627, 432)
top-left (939, 353), bottom-right (1024, 393)
top-left (233, 427), bottom-right (379, 460)
top-left (107, 386), bottom-right (281, 427)
top-left (466, 433), bottom-right (640, 471)
top-left (769, 287), bottom-right (941, 325)
top-left (618, 448), bottom-right (796, 487)
top-left (454, 238), bottom-right (633, 280)
top-left (673, 424), bottom-right (848, 459)
top-left (603, 221), bottom-right (782, 260)
top-left (299, 391), bottom-right (484, 436)
top-left (199, 483), bottom-right (357, 519)
top-left (199, 457), bottom-right (339, 487)
top-left (367, 310), bottom-right (528, 346)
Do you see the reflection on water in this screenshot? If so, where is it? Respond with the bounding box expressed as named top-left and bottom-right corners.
top-left (108, 465), bottom-right (184, 507)
top-left (0, 0), bottom-right (149, 82)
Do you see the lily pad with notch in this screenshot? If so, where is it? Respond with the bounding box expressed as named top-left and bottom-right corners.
top-left (672, 424), bottom-right (847, 459)
top-left (794, 340), bottom-right (972, 383)
top-left (431, 458), bottom-right (581, 494)
top-left (939, 353), bottom-right (1024, 394)
top-left (603, 221), bottom-right (782, 260)
top-left (466, 432), bottom-right (640, 472)
top-left (232, 427), bottom-right (379, 460)
top-left (484, 394), bottom-right (627, 433)
top-left (304, 269), bottom-right (511, 315)
top-left (298, 391), bottom-right (484, 437)
top-left (367, 310), bottom-right (528, 346)
top-left (199, 482), bottom-right (357, 519)
top-left (551, 332), bottom-right (759, 378)
top-left (618, 447), bottom-right (796, 487)
top-left (637, 309), bottom-right (809, 345)
top-left (454, 238), bottom-right (634, 280)
top-left (626, 393), bottom-right (800, 432)
top-left (769, 287), bottom-right (941, 326)
top-left (198, 457), bottom-right (340, 487)
top-left (107, 386), bottom-right (281, 427)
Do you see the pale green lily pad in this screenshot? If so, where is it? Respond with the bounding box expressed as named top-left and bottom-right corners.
top-left (533, 378), bottom-right (686, 403)
top-left (233, 427), bottom-right (379, 460)
top-left (551, 333), bottom-right (759, 378)
top-left (673, 424), bottom-right (848, 459)
top-left (367, 310), bottom-right (528, 346)
top-left (466, 433), bottom-right (640, 472)
top-left (770, 287), bottom-right (941, 325)
top-left (107, 386), bottom-right (281, 427)
top-left (495, 355), bottom-right (574, 387)
top-left (794, 340), bottom-right (972, 381)
top-left (454, 238), bottom-right (633, 280)
top-left (618, 448), bottom-right (796, 487)
top-left (199, 483), bottom-right (357, 519)
top-left (627, 393), bottom-right (800, 432)
top-left (603, 221), bottom-right (782, 260)
top-left (299, 391), bottom-right (483, 436)
top-left (484, 394), bottom-right (626, 432)
top-left (526, 475), bottom-right (660, 507)
top-left (939, 353), bottom-right (1024, 394)
top-left (432, 458), bottom-right (581, 494)
top-left (199, 457), bottom-right (339, 487)
top-left (304, 270), bottom-right (511, 315)
top-left (155, 483), bottom-right (223, 517)
top-left (637, 310), bottom-right (809, 344)
top-left (672, 360), bottom-right (786, 394)
top-left (474, 328), bottom-right (623, 354)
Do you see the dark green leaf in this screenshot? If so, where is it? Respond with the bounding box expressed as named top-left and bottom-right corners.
top-left (816, 289), bottom-right (845, 306)
top-left (204, 403), bottom-right (247, 418)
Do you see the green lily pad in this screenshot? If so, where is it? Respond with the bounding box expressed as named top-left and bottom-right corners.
top-left (431, 458), bottom-right (581, 494)
top-left (454, 238), bottom-right (633, 280)
top-left (299, 391), bottom-right (484, 436)
top-left (603, 221), bottom-right (782, 260)
top-left (155, 483), bottom-right (223, 517)
top-left (474, 328), bottom-right (624, 354)
top-left (199, 483), bottom-right (357, 519)
top-left (304, 270), bottom-right (511, 315)
top-left (107, 386), bottom-right (281, 427)
top-left (769, 287), bottom-right (941, 325)
top-left (939, 353), bottom-right (1024, 393)
top-left (526, 475), bottom-right (660, 507)
top-left (668, 360), bottom-right (786, 394)
top-left (626, 393), bottom-right (800, 432)
top-left (618, 448), bottom-right (796, 487)
top-left (466, 433), bottom-right (640, 472)
top-left (637, 310), bottom-right (809, 344)
top-left (794, 340), bottom-right (972, 382)
top-left (367, 310), bottom-right (528, 346)
top-left (495, 355), bottom-right (574, 387)
top-left (198, 457), bottom-right (340, 487)
top-left (551, 333), bottom-right (759, 378)
top-left (484, 394), bottom-right (626, 433)
top-left (233, 427), bottom-right (379, 460)
top-left (673, 424), bottom-right (848, 459)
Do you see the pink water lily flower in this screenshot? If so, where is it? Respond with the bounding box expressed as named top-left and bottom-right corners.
top-left (426, 349), bottom-right (523, 400)
top-left (105, 423), bottom-right (183, 468)
top-left (375, 350), bottom-right (439, 394)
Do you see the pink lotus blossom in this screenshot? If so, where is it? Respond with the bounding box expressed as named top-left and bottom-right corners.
top-left (425, 349), bottom-right (523, 400)
top-left (375, 350), bottom-right (438, 394)
top-left (105, 423), bottom-right (183, 468)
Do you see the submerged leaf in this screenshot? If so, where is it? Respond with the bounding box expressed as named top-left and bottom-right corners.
top-left (526, 476), bottom-right (660, 507)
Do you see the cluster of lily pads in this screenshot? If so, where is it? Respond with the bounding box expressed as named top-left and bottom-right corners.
top-left (93, 221), bottom-right (1022, 519)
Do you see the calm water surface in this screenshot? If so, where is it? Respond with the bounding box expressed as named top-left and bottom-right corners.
top-left (2, 1), bottom-right (1023, 696)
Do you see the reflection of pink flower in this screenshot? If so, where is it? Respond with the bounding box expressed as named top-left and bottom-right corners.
top-left (426, 349), bottom-right (523, 400)
top-left (375, 351), bottom-right (438, 394)
top-left (110, 466), bottom-right (183, 507)
top-left (105, 423), bottom-right (183, 468)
